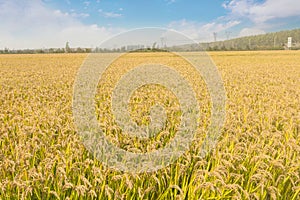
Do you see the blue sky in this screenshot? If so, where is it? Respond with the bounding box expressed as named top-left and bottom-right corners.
top-left (0, 0), bottom-right (300, 48)
top-left (45, 0), bottom-right (228, 28)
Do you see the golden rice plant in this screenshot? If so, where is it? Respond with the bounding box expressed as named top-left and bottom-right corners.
top-left (0, 51), bottom-right (299, 199)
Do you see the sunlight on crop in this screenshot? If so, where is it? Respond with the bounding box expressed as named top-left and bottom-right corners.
top-left (0, 51), bottom-right (299, 199)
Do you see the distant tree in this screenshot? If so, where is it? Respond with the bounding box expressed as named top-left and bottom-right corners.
top-left (65, 42), bottom-right (71, 53)
top-left (212, 45), bottom-right (219, 51)
top-left (76, 47), bottom-right (85, 53)
top-left (220, 45), bottom-right (227, 51)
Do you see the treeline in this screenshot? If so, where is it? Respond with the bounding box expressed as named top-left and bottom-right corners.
top-left (201, 29), bottom-right (300, 51)
top-left (1, 29), bottom-right (300, 53)
top-left (0, 47), bottom-right (92, 54)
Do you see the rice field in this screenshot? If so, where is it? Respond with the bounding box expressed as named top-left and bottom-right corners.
top-left (0, 51), bottom-right (299, 199)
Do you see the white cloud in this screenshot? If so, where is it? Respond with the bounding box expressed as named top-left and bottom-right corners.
top-left (224, 0), bottom-right (300, 24)
top-left (168, 19), bottom-right (240, 42)
top-left (165, 0), bottom-right (176, 5)
top-left (221, 0), bottom-right (300, 38)
top-left (239, 27), bottom-right (266, 37)
top-left (98, 9), bottom-right (122, 18)
top-left (0, 0), bottom-right (123, 49)
top-left (83, 1), bottom-right (90, 7)
top-left (71, 12), bottom-right (90, 18)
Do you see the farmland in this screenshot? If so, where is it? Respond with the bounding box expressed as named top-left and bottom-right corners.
top-left (0, 51), bottom-right (299, 199)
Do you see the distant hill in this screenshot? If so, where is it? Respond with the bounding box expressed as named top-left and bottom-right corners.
top-left (200, 29), bottom-right (300, 51)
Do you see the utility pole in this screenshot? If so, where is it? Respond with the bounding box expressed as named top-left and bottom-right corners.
top-left (225, 31), bottom-right (231, 40)
top-left (160, 37), bottom-right (166, 49)
top-left (152, 42), bottom-right (157, 50)
top-left (213, 32), bottom-right (217, 42)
